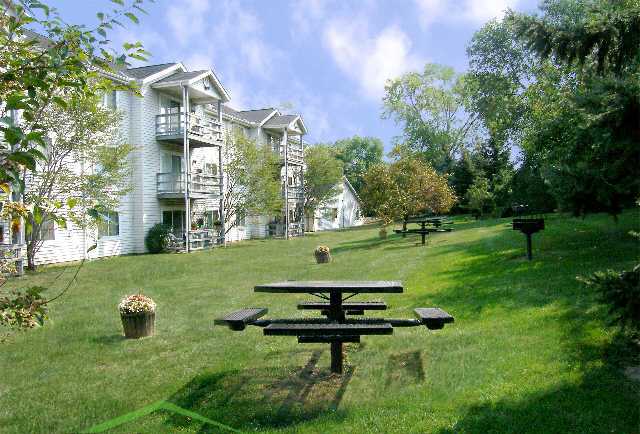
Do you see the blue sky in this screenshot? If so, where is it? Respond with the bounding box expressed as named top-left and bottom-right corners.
top-left (53, 0), bottom-right (539, 151)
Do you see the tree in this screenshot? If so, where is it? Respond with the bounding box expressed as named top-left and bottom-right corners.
top-left (0, 0), bottom-right (149, 333)
top-left (223, 133), bottom-right (282, 234)
top-left (0, 0), bottom-right (148, 187)
top-left (22, 92), bottom-right (132, 270)
top-left (334, 135), bottom-right (383, 193)
top-left (360, 157), bottom-right (456, 225)
top-left (508, 0), bottom-right (640, 75)
top-left (303, 144), bottom-right (343, 214)
top-left (449, 149), bottom-right (477, 210)
top-left (383, 64), bottom-right (479, 174)
top-left (465, 176), bottom-right (494, 218)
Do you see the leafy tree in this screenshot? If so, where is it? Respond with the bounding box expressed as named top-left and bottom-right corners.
top-left (21, 92), bottom-right (132, 270)
top-left (449, 149), bottom-right (477, 210)
top-left (466, 18), bottom-right (535, 150)
top-left (510, 156), bottom-right (556, 213)
top-left (383, 64), bottom-right (479, 174)
top-left (303, 144), bottom-right (343, 214)
top-left (223, 133), bottom-right (282, 234)
top-left (0, 0), bottom-right (149, 333)
top-left (465, 176), bottom-right (494, 218)
top-left (360, 157), bottom-right (456, 225)
top-left (333, 135), bottom-right (383, 193)
top-left (0, 0), bottom-right (148, 187)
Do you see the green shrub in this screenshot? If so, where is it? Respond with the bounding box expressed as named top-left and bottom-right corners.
top-left (580, 264), bottom-right (640, 335)
top-left (145, 224), bottom-right (172, 254)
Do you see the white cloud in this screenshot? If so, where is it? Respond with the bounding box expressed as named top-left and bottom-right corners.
top-left (414, 0), bottom-right (520, 28)
top-left (323, 18), bottom-right (424, 100)
top-left (166, 0), bottom-right (211, 46)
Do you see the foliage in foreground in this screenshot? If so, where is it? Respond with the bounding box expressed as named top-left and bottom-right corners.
top-left (580, 264), bottom-right (640, 336)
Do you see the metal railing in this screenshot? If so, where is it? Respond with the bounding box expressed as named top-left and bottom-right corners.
top-left (283, 185), bottom-right (304, 200)
top-left (155, 112), bottom-right (222, 143)
top-left (156, 172), bottom-right (222, 196)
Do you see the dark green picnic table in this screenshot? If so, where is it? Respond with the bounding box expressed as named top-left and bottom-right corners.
top-left (216, 281), bottom-right (454, 374)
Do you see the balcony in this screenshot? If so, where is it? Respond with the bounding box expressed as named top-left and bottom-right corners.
top-left (283, 185), bottom-right (304, 201)
top-left (156, 172), bottom-right (222, 199)
top-left (155, 112), bottom-right (222, 147)
top-left (274, 144), bottom-right (304, 166)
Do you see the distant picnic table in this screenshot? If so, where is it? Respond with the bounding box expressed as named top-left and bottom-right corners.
top-left (216, 281), bottom-right (454, 374)
top-left (394, 216), bottom-right (453, 245)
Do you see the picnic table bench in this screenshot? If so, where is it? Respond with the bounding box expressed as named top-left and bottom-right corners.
top-left (216, 281), bottom-right (454, 374)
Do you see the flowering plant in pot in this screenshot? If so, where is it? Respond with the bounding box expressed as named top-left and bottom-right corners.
top-left (118, 294), bottom-right (156, 339)
top-left (314, 245), bottom-right (331, 264)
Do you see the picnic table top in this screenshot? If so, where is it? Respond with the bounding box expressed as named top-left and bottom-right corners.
top-left (254, 280), bottom-right (404, 294)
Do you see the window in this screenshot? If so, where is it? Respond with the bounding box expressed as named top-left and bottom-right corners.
top-left (98, 212), bottom-right (119, 238)
top-left (204, 210), bottom-right (220, 228)
top-left (103, 90), bottom-right (117, 109)
top-left (27, 219), bottom-right (55, 241)
top-left (163, 210), bottom-right (185, 236)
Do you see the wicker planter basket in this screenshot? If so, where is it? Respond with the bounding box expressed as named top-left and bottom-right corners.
top-left (379, 227), bottom-right (388, 239)
top-left (314, 251), bottom-right (331, 264)
top-left (121, 312), bottom-right (155, 339)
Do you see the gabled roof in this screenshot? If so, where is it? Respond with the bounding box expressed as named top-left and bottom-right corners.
top-left (124, 63), bottom-right (178, 79)
top-left (263, 114), bottom-right (308, 134)
top-left (235, 108), bottom-right (278, 124)
top-left (343, 176), bottom-right (361, 203)
top-left (153, 70), bottom-right (209, 85)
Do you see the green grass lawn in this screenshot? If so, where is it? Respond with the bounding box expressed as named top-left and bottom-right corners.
top-left (1, 211), bottom-right (639, 433)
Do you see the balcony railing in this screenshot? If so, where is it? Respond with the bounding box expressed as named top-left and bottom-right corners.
top-left (273, 144), bottom-right (304, 165)
top-left (283, 185), bottom-right (304, 200)
top-left (156, 172), bottom-right (221, 198)
top-left (156, 112), bottom-right (222, 145)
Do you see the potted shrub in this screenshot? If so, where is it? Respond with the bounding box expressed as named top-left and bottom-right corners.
top-left (119, 294), bottom-right (156, 339)
top-left (314, 245), bottom-right (331, 264)
top-left (379, 226), bottom-right (388, 239)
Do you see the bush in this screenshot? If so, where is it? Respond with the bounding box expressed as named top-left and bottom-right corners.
top-left (145, 224), bottom-right (171, 254)
top-left (580, 264), bottom-right (640, 335)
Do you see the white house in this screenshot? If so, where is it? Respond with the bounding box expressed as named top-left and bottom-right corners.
top-left (3, 61), bottom-right (310, 266)
top-left (307, 177), bottom-right (364, 232)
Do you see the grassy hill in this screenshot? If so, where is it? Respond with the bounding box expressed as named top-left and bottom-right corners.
top-left (1, 211), bottom-right (638, 433)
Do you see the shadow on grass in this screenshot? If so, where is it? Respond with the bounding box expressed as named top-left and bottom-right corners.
top-left (416, 216), bottom-right (640, 433)
top-left (331, 233), bottom-right (410, 255)
top-left (437, 335), bottom-right (640, 434)
top-left (163, 349), bottom-right (353, 432)
top-left (91, 334), bottom-right (125, 345)
top-left (386, 350), bottom-right (425, 388)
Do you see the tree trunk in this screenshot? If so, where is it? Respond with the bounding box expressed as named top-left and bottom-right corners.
top-left (26, 242), bottom-right (37, 271)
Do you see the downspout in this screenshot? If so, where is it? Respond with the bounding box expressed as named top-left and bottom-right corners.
top-left (9, 108), bottom-right (24, 275)
top-left (217, 99), bottom-right (225, 246)
top-left (299, 134), bottom-right (305, 236)
top-left (182, 85), bottom-right (191, 253)
top-left (283, 129), bottom-right (289, 240)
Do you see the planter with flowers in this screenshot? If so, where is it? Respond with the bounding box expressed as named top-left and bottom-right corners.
top-left (314, 245), bottom-right (331, 264)
top-left (119, 294), bottom-right (156, 339)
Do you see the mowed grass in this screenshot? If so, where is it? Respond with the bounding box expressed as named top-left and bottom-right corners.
top-left (1, 211), bottom-right (639, 433)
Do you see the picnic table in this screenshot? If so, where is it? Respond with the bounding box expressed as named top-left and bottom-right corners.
top-left (395, 216), bottom-right (453, 245)
top-left (215, 281), bottom-right (454, 374)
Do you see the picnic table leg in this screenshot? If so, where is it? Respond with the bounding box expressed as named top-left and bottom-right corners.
top-left (421, 232), bottom-right (426, 245)
top-left (526, 233), bottom-right (533, 260)
top-left (402, 220), bottom-right (407, 237)
top-left (330, 341), bottom-right (343, 374)
top-left (328, 291), bottom-right (345, 374)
